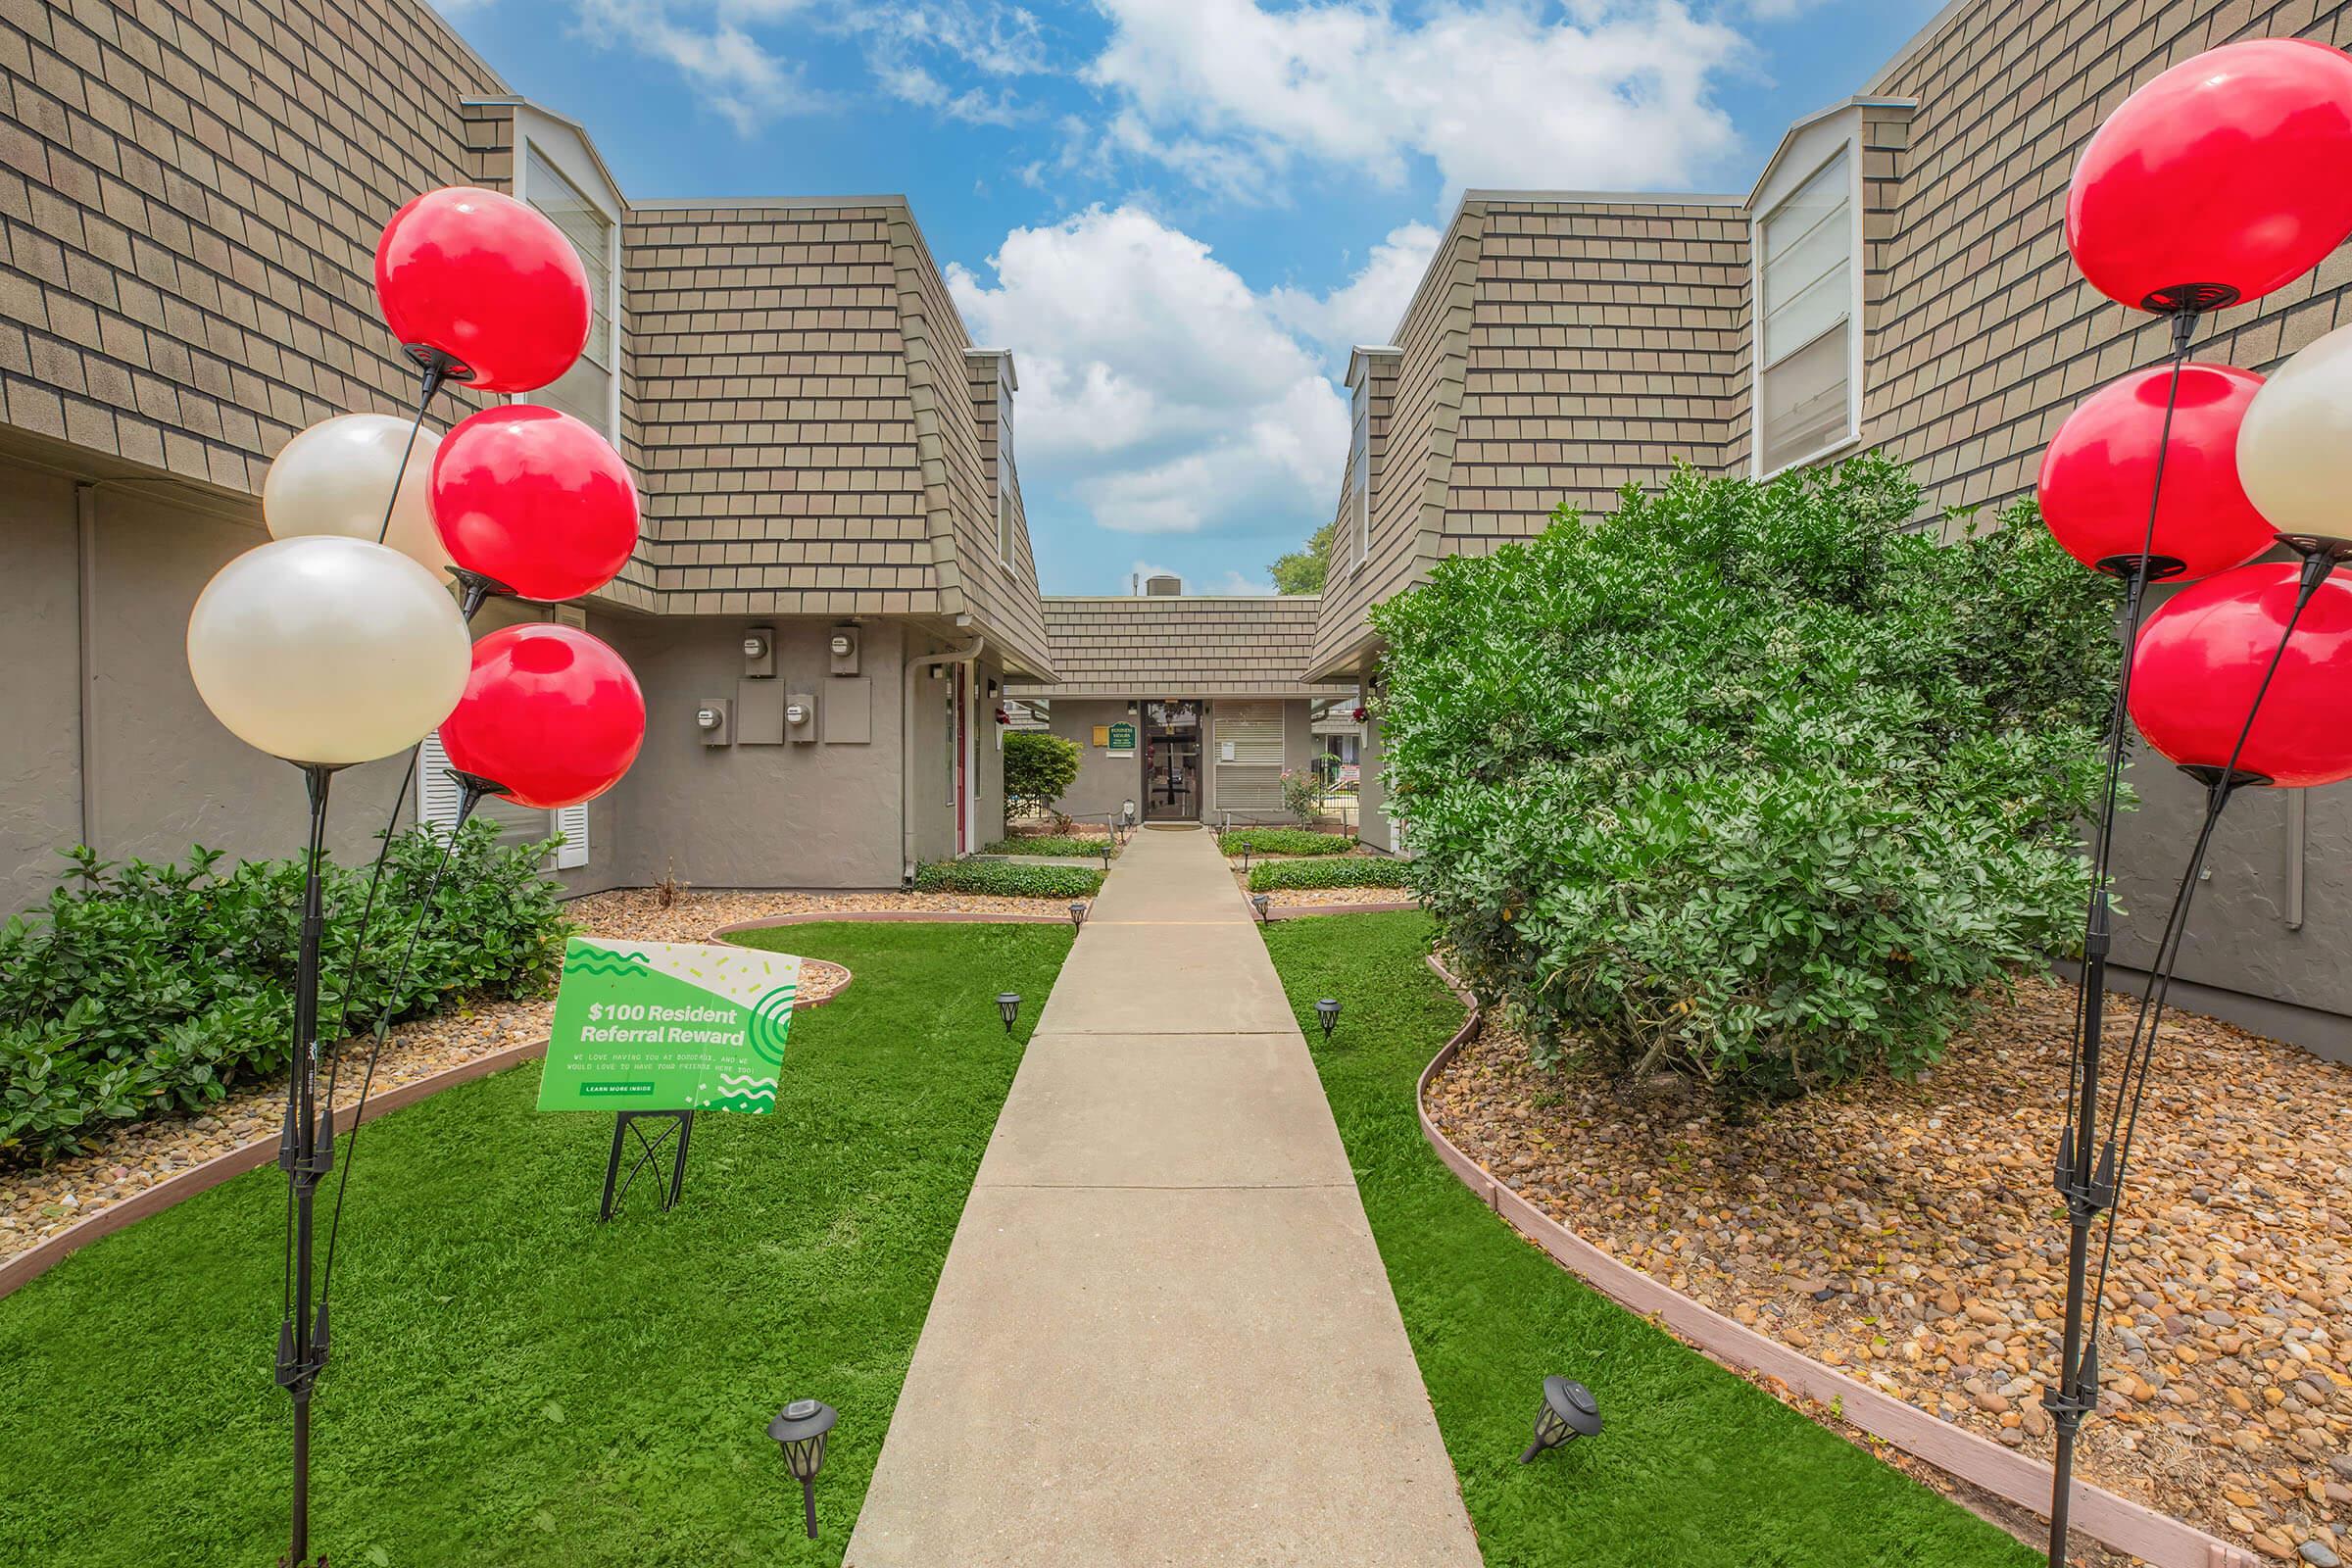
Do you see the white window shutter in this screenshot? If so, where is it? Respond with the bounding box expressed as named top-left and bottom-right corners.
top-left (416, 732), bottom-right (465, 838)
top-left (555, 803), bottom-right (589, 869)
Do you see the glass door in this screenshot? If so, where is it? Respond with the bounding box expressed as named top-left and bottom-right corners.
top-left (1143, 701), bottom-right (1201, 821)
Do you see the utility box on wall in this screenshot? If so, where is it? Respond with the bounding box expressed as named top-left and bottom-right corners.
top-left (786, 692), bottom-right (818, 743)
top-left (828, 625), bottom-right (860, 676)
top-left (696, 698), bottom-right (732, 747)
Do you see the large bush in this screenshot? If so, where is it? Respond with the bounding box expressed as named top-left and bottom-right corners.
top-left (0, 825), bottom-right (573, 1165)
top-left (1004, 731), bottom-right (1081, 820)
top-left (1371, 455), bottom-right (2117, 1098)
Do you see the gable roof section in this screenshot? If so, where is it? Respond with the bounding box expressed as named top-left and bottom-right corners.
top-left (1009, 596), bottom-right (1355, 699)
top-left (613, 197), bottom-right (1054, 675)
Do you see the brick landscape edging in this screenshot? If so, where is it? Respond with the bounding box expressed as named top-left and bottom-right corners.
top-left (0, 923), bottom-right (895, 1302)
top-left (1411, 954), bottom-right (2257, 1568)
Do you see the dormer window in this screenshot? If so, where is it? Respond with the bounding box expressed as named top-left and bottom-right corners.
top-left (997, 368), bottom-right (1016, 565)
top-left (1756, 145), bottom-right (1859, 474)
top-left (520, 140), bottom-right (620, 438)
top-left (1348, 370), bottom-right (1370, 566)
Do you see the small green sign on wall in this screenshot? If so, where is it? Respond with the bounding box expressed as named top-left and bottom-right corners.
top-left (1105, 721), bottom-right (1137, 753)
top-left (538, 937), bottom-right (802, 1113)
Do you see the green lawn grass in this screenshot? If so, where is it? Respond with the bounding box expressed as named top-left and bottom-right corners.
top-left (0, 920), bottom-right (1072, 1568)
top-left (1262, 911), bottom-right (2034, 1568)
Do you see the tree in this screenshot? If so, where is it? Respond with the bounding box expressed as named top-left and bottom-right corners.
top-left (1267, 520), bottom-right (1335, 595)
top-left (1004, 730), bottom-right (1081, 821)
top-left (1371, 453), bottom-right (2119, 1099)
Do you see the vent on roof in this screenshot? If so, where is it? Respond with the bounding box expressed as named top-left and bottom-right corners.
top-left (1144, 574), bottom-right (1183, 596)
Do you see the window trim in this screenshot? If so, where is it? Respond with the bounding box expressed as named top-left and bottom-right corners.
top-left (995, 364), bottom-right (1016, 568)
top-left (1750, 138), bottom-right (1866, 480)
top-left (511, 119), bottom-right (625, 444)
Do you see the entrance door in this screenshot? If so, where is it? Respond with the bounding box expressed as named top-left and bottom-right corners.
top-left (1143, 700), bottom-right (1201, 821)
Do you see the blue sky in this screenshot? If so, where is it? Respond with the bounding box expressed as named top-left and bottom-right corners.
top-left (437, 0), bottom-right (1944, 594)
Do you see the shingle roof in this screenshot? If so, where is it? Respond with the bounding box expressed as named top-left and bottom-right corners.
top-left (1008, 596), bottom-right (1355, 699)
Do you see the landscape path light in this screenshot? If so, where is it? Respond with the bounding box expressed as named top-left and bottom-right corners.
top-left (1069, 901), bottom-right (1088, 930)
top-left (1251, 893), bottom-right (1270, 925)
top-left (997, 993), bottom-right (1021, 1034)
top-left (1314, 999), bottom-right (1340, 1042)
top-left (1518, 1376), bottom-right (1602, 1464)
top-left (769, 1398), bottom-right (839, 1541)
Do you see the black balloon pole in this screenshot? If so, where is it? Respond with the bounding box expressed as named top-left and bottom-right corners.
top-left (268, 344), bottom-right (512, 1567)
top-left (2044, 525), bottom-right (2345, 1566)
top-left (2040, 298), bottom-right (2220, 1566)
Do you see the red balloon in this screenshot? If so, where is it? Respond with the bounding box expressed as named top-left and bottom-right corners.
top-left (439, 624), bottom-right (645, 809)
top-left (2036, 363), bottom-right (2274, 580)
top-left (374, 187), bottom-right (591, 393)
top-left (430, 406), bottom-right (639, 602)
top-left (2129, 563), bottom-right (2352, 788)
top-left (2067, 39), bottom-right (2352, 313)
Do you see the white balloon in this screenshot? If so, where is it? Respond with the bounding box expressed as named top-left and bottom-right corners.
top-left (2239, 321), bottom-right (2352, 538)
top-left (187, 536), bottom-right (471, 765)
top-left (263, 414), bottom-right (450, 575)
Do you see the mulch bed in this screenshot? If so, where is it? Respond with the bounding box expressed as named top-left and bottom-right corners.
top-left (1424, 972), bottom-right (2352, 1565)
top-left (0, 888), bottom-right (1070, 1270)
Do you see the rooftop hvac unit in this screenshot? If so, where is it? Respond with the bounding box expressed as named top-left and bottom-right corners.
top-left (1144, 573), bottom-right (1182, 596)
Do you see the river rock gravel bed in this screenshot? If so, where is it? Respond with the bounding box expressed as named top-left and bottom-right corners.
top-left (1424, 972), bottom-right (2352, 1563)
top-left (0, 888), bottom-right (1069, 1270)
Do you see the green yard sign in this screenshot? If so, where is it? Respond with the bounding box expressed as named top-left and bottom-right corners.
top-left (1105, 721), bottom-right (1137, 751)
top-left (538, 937), bottom-right (802, 1113)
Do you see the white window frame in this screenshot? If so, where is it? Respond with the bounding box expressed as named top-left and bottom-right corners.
top-left (510, 113), bottom-right (624, 445)
top-left (1750, 134), bottom-right (1866, 479)
top-left (1348, 373), bottom-right (1371, 569)
top-left (996, 366), bottom-right (1016, 567)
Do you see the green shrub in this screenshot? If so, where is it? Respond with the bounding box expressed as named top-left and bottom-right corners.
top-left (1004, 730), bottom-right (1081, 820)
top-left (1219, 828), bottom-right (1354, 857)
top-left (1278, 768), bottom-right (1325, 821)
top-left (1370, 454), bottom-right (2117, 1098)
top-left (0, 826), bottom-right (573, 1166)
top-left (912, 860), bottom-right (1104, 899)
top-left (981, 836), bottom-right (1118, 859)
top-left (1247, 858), bottom-right (1409, 892)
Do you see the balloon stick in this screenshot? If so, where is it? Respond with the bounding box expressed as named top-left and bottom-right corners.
top-left (2044, 304), bottom-right (2200, 1568)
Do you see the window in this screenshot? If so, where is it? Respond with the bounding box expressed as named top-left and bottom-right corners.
top-left (419, 729), bottom-right (588, 870)
top-left (1349, 378), bottom-right (1370, 566)
top-left (1757, 146), bottom-right (1856, 474)
top-left (996, 376), bottom-right (1015, 565)
top-left (524, 143), bottom-right (617, 437)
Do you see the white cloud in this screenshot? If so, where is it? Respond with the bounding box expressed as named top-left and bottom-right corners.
top-left (573, 0), bottom-right (830, 131)
top-left (1084, 0), bottom-right (1744, 199)
top-left (1268, 221), bottom-right (1442, 365)
top-left (948, 206), bottom-right (1348, 537)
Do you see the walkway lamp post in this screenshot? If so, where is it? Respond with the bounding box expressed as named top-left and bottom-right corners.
top-left (769, 1397), bottom-right (839, 1540)
top-left (1068, 901), bottom-right (1088, 930)
top-left (1313, 999), bottom-right (1340, 1042)
top-left (997, 993), bottom-right (1021, 1034)
top-left (1518, 1376), bottom-right (1602, 1464)
top-left (1250, 893), bottom-right (1270, 925)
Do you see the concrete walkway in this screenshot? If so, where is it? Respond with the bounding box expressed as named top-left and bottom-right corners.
top-left (845, 825), bottom-right (1480, 1567)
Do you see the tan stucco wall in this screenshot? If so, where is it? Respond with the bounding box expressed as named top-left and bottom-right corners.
top-left (1036, 699), bottom-right (1141, 826)
top-left (593, 617), bottom-right (917, 890)
top-left (1, 458), bottom-right (416, 912)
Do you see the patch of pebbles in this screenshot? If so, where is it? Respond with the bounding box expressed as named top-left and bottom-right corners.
top-left (1425, 973), bottom-right (2352, 1563)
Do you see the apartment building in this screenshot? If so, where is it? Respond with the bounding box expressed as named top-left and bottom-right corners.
top-left (1006, 583), bottom-right (1353, 826)
top-left (0, 0), bottom-right (1052, 907)
top-left (1310, 0), bottom-right (2352, 1053)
